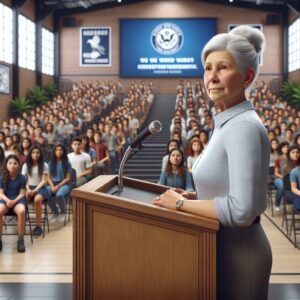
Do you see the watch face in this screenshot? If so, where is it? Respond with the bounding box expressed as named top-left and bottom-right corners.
top-left (176, 198), bottom-right (184, 210)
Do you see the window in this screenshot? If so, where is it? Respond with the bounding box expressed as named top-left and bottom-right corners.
top-left (18, 14), bottom-right (36, 70)
top-left (42, 28), bottom-right (54, 76)
top-left (0, 3), bottom-right (13, 64)
top-left (288, 18), bottom-right (300, 72)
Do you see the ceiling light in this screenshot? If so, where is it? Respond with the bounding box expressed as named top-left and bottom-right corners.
top-left (229, 0), bottom-right (234, 2)
top-left (118, 0), bottom-right (122, 2)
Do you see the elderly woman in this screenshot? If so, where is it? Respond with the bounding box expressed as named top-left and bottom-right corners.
top-left (153, 25), bottom-right (272, 300)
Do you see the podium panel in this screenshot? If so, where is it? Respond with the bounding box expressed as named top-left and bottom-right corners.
top-left (72, 176), bottom-right (219, 300)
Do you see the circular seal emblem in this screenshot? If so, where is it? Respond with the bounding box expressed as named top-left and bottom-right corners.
top-left (151, 22), bottom-right (184, 55)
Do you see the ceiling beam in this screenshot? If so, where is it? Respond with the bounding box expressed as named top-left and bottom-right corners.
top-left (12, 0), bottom-right (29, 8)
top-left (54, 0), bottom-right (144, 17)
top-left (196, 0), bottom-right (285, 13)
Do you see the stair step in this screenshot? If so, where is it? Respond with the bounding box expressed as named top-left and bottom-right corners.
top-left (124, 94), bottom-right (176, 182)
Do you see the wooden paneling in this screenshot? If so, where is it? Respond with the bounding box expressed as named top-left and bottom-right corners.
top-left (288, 70), bottom-right (300, 83)
top-left (89, 208), bottom-right (199, 300)
top-left (19, 68), bottom-right (35, 98)
top-left (42, 74), bottom-right (54, 86)
top-left (72, 176), bottom-right (218, 300)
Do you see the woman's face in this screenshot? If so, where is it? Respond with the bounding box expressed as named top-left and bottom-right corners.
top-left (290, 148), bottom-right (300, 162)
top-left (271, 140), bottom-right (279, 150)
top-left (200, 132), bottom-right (207, 142)
top-left (192, 141), bottom-right (201, 153)
top-left (169, 150), bottom-right (183, 167)
top-left (31, 148), bottom-right (41, 161)
top-left (82, 139), bottom-right (87, 146)
top-left (168, 141), bottom-right (178, 152)
top-left (282, 145), bottom-right (289, 154)
top-left (204, 50), bottom-right (246, 107)
top-left (55, 146), bottom-right (64, 159)
top-left (286, 130), bottom-right (293, 139)
top-left (94, 134), bottom-right (101, 143)
top-left (5, 137), bottom-right (13, 147)
top-left (87, 130), bottom-right (93, 138)
top-left (22, 139), bottom-right (30, 149)
top-left (7, 158), bottom-right (19, 174)
top-left (46, 124), bottom-right (53, 132)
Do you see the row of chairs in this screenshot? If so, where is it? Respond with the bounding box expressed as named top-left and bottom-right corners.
top-left (268, 167), bottom-right (300, 248)
top-left (2, 169), bottom-right (76, 244)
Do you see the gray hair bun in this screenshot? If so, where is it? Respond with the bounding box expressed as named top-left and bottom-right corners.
top-left (230, 25), bottom-right (265, 54)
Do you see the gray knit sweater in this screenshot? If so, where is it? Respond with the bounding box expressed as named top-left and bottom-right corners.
top-left (192, 100), bottom-right (270, 227)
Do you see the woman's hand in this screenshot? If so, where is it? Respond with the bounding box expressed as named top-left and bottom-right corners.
top-left (51, 186), bottom-right (59, 193)
top-left (6, 199), bottom-right (15, 208)
top-left (171, 188), bottom-right (191, 199)
top-left (27, 190), bottom-right (34, 198)
top-left (153, 189), bottom-right (184, 211)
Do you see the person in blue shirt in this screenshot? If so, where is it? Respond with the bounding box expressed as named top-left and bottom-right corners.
top-left (0, 154), bottom-right (27, 252)
top-left (46, 143), bottom-right (72, 222)
top-left (159, 148), bottom-right (194, 192)
top-left (289, 152), bottom-right (300, 210)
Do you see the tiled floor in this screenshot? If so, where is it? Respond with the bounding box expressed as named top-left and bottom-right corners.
top-left (0, 283), bottom-right (299, 300)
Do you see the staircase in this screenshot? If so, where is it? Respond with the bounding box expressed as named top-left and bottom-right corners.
top-left (123, 95), bottom-right (176, 182)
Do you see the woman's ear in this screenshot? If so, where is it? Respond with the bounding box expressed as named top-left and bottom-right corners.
top-left (244, 68), bottom-right (256, 87)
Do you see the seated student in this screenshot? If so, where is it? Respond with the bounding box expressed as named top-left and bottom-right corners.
top-left (4, 136), bottom-right (14, 157)
top-left (0, 147), bottom-right (4, 176)
top-left (10, 144), bottom-right (26, 167)
top-left (0, 155), bottom-right (27, 252)
top-left (22, 145), bottom-right (48, 236)
top-left (47, 143), bottom-right (72, 220)
top-left (102, 124), bottom-right (119, 174)
top-left (199, 129), bottom-right (209, 148)
top-left (290, 162), bottom-right (300, 205)
top-left (86, 127), bottom-right (95, 145)
top-left (91, 131), bottom-right (110, 176)
top-left (159, 148), bottom-right (194, 192)
top-left (20, 137), bottom-right (32, 158)
top-left (44, 122), bottom-right (57, 146)
top-left (68, 137), bottom-right (92, 187)
top-left (81, 135), bottom-right (96, 163)
top-left (161, 139), bottom-right (181, 171)
top-left (81, 135), bottom-right (96, 179)
top-left (187, 139), bottom-right (203, 173)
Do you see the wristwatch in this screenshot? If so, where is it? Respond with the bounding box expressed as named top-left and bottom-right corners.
top-left (176, 198), bottom-right (185, 211)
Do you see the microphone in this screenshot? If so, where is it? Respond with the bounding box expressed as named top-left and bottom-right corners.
top-left (129, 120), bottom-right (162, 148)
top-left (117, 120), bottom-right (162, 193)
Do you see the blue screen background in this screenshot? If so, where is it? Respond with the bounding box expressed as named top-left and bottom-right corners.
top-left (120, 18), bottom-right (217, 77)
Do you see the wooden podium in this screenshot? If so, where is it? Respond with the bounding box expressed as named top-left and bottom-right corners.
top-left (72, 175), bottom-right (219, 300)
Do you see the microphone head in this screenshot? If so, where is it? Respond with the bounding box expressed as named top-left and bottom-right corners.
top-left (149, 120), bottom-right (162, 134)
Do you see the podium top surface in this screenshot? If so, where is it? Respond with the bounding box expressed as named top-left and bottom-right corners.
top-left (72, 175), bottom-right (219, 231)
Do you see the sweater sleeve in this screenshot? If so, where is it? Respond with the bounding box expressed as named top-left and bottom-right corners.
top-left (214, 122), bottom-right (266, 227)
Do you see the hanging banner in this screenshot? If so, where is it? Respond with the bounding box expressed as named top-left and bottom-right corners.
top-left (80, 27), bottom-right (111, 67)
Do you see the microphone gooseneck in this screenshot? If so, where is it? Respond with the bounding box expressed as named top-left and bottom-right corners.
top-left (118, 120), bottom-right (163, 193)
top-left (129, 120), bottom-right (162, 149)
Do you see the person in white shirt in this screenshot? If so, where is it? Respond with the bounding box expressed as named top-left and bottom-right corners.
top-left (68, 137), bottom-right (92, 187)
top-left (22, 145), bottom-right (48, 236)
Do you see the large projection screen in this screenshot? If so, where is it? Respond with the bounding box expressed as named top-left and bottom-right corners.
top-left (120, 18), bottom-right (217, 78)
